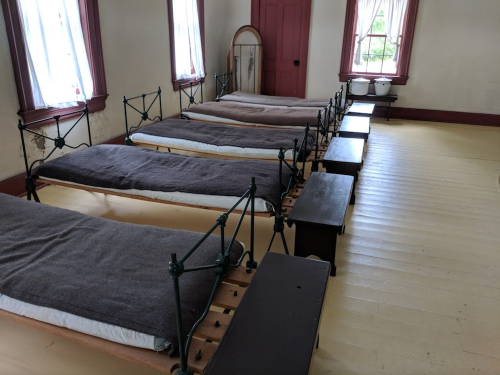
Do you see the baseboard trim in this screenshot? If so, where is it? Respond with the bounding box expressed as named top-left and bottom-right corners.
top-left (373, 107), bottom-right (500, 127)
top-left (0, 133), bottom-right (128, 196)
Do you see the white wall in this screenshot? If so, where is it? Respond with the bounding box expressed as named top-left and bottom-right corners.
top-left (0, 0), bottom-right (222, 181)
top-left (227, 0), bottom-right (500, 115)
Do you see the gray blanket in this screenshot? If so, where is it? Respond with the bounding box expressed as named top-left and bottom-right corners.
top-left (134, 119), bottom-right (316, 161)
top-left (219, 91), bottom-right (329, 108)
top-left (33, 145), bottom-right (291, 210)
top-left (0, 193), bottom-right (243, 356)
top-left (183, 101), bottom-right (326, 128)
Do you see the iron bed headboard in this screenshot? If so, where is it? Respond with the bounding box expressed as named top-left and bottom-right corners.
top-left (179, 79), bottom-right (204, 118)
top-left (170, 177), bottom-right (257, 375)
top-left (215, 71), bottom-right (233, 101)
top-left (123, 87), bottom-right (163, 145)
top-left (18, 105), bottom-right (92, 203)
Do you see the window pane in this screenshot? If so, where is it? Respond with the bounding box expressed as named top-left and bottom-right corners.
top-left (366, 55), bottom-right (382, 74)
top-left (371, 14), bottom-right (385, 34)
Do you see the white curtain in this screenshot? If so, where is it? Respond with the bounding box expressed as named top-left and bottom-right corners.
top-left (172, 0), bottom-right (205, 80)
top-left (354, 0), bottom-right (383, 66)
top-left (18, 0), bottom-right (93, 109)
top-left (383, 0), bottom-right (408, 62)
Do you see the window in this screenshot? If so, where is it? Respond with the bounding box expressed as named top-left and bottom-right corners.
top-left (167, 0), bottom-right (205, 90)
top-left (2, 0), bottom-right (107, 124)
top-left (339, 0), bottom-right (419, 84)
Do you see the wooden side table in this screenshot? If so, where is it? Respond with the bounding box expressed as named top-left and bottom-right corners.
top-left (339, 115), bottom-right (370, 142)
top-left (322, 137), bottom-right (364, 204)
top-left (288, 172), bottom-right (354, 276)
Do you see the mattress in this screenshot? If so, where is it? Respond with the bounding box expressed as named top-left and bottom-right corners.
top-left (0, 193), bottom-right (244, 355)
top-left (218, 90), bottom-right (329, 108)
top-left (182, 101), bottom-right (327, 129)
top-left (130, 119), bottom-right (316, 161)
top-left (33, 145), bottom-right (291, 212)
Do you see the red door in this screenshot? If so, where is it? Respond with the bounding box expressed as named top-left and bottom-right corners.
top-left (253, 0), bottom-right (311, 98)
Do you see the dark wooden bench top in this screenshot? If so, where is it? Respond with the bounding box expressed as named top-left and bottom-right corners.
top-left (288, 172), bottom-right (353, 228)
top-left (348, 102), bottom-right (375, 116)
top-left (204, 252), bottom-right (330, 375)
top-left (339, 115), bottom-right (370, 140)
top-left (347, 93), bottom-right (398, 103)
top-left (323, 137), bottom-right (364, 165)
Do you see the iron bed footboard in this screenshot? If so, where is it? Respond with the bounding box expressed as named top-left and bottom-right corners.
top-left (18, 105), bottom-right (92, 202)
top-left (123, 87), bottom-right (163, 145)
top-left (170, 178), bottom-right (257, 375)
top-left (179, 79), bottom-right (204, 118)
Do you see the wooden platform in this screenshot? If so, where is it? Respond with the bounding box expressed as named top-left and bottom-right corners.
top-left (345, 102), bottom-right (375, 117)
top-left (288, 172), bottom-right (354, 276)
top-left (339, 115), bottom-right (370, 142)
top-left (0, 265), bottom-right (255, 374)
top-left (322, 137), bottom-right (364, 204)
top-left (205, 252), bottom-right (330, 375)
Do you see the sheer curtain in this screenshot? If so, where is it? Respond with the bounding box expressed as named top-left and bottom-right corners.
top-left (172, 0), bottom-right (205, 80)
top-left (18, 0), bottom-right (93, 109)
top-left (383, 0), bottom-right (408, 62)
top-left (354, 0), bottom-right (383, 66)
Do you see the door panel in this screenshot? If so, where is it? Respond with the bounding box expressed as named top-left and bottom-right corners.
top-left (257, 0), bottom-right (311, 98)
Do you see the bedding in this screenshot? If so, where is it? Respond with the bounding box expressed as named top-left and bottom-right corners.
top-left (33, 145), bottom-right (290, 212)
top-left (0, 193), bottom-right (244, 355)
top-left (130, 119), bottom-right (316, 161)
top-left (182, 101), bottom-right (327, 129)
top-left (218, 90), bottom-right (329, 109)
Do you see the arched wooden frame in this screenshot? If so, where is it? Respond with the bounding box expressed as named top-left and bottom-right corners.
top-left (229, 25), bottom-right (263, 94)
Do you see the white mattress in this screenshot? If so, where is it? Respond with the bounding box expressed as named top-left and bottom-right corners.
top-left (130, 132), bottom-right (295, 160)
top-left (182, 112), bottom-right (305, 130)
top-left (0, 293), bottom-right (169, 351)
top-left (39, 177), bottom-right (274, 213)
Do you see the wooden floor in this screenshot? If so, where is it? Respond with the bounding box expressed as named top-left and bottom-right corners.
top-left (1, 119), bottom-right (500, 374)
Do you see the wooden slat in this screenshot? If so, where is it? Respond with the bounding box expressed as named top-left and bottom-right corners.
top-left (225, 265), bottom-right (255, 287)
top-left (212, 283), bottom-right (246, 310)
top-left (193, 310), bottom-right (232, 342)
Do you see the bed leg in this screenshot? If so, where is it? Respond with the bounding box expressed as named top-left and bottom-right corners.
top-left (25, 176), bottom-right (40, 203)
top-left (266, 215), bottom-right (289, 255)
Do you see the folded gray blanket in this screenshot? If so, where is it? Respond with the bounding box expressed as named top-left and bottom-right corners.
top-left (183, 101), bottom-right (327, 128)
top-left (0, 193), bottom-right (243, 356)
top-left (33, 145), bottom-right (290, 210)
top-left (219, 90), bottom-right (329, 108)
top-left (134, 119), bottom-right (316, 161)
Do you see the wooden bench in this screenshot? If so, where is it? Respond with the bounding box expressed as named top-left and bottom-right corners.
top-left (322, 137), bottom-right (364, 205)
top-left (204, 252), bottom-right (330, 375)
top-left (288, 172), bottom-right (354, 276)
top-left (339, 115), bottom-right (370, 142)
top-left (347, 93), bottom-right (398, 120)
top-left (346, 102), bottom-right (375, 117)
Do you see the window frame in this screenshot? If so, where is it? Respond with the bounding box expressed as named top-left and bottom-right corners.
top-left (167, 0), bottom-right (205, 91)
top-left (339, 0), bottom-right (419, 85)
top-left (2, 0), bottom-right (108, 125)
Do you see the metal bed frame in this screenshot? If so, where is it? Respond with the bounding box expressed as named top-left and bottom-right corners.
top-left (123, 87), bottom-right (163, 146)
top-left (18, 107), bottom-right (306, 220)
top-left (170, 178), bottom-right (257, 375)
top-left (18, 105), bottom-right (92, 203)
top-left (1, 178), bottom-right (257, 375)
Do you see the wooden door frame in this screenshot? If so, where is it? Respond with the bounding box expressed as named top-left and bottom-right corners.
top-left (251, 0), bottom-right (312, 98)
